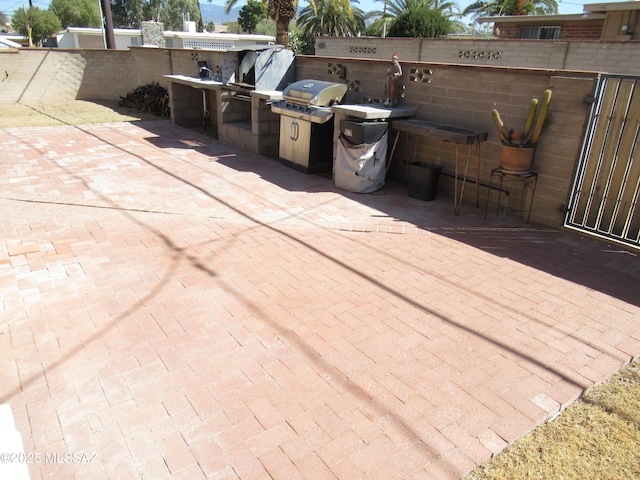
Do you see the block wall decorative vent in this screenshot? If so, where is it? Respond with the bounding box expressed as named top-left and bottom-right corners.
top-left (459, 50), bottom-right (503, 60)
top-left (184, 40), bottom-right (235, 51)
top-left (409, 68), bottom-right (432, 83)
top-left (327, 63), bottom-right (347, 79)
top-left (349, 46), bottom-right (377, 54)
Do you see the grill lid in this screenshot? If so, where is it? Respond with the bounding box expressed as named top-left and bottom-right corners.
top-left (282, 80), bottom-right (348, 107)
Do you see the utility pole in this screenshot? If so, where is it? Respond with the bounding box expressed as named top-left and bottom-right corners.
top-left (23, 6), bottom-right (33, 47)
top-left (100, 0), bottom-right (116, 49)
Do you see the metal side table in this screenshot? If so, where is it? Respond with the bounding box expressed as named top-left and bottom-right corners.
top-left (485, 167), bottom-right (538, 223)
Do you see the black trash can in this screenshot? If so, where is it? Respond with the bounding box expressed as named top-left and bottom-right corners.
top-left (408, 162), bottom-right (442, 201)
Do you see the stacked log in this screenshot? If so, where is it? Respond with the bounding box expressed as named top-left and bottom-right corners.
top-left (118, 83), bottom-right (170, 117)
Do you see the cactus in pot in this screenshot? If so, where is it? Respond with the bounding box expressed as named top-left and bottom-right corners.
top-left (492, 89), bottom-right (552, 148)
top-left (492, 89), bottom-right (552, 173)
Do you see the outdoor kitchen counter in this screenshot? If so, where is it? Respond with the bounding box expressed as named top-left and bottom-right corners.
top-left (164, 75), bottom-right (223, 135)
top-left (331, 104), bottom-right (417, 120)
top-left (250, 90), bottom-right (283, 102)
top-left (163, 74), bottom-right (223, 89)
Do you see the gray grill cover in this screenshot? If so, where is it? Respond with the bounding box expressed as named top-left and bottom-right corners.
top-left (334, 133), bottom-right (388, 193)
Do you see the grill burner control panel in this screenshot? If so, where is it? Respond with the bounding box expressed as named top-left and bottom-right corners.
top-left (271, 101), bottom-right (333, 123)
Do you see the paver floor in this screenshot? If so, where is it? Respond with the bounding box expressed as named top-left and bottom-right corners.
top-left (1, 120), bottom-right (639, 480)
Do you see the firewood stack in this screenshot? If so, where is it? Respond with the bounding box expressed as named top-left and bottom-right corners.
top-left (118, 83), bottom-right (170, 117)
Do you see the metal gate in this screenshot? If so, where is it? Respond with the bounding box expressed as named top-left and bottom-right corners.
top-left (565, 74), bottom-right (640, 250)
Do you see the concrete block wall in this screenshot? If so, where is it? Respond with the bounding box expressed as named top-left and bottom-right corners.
top-left (77, 48), bottom-right (173, 100)
top-left (168, 82), bottom-right (208, 128)
top-left (296, 55), bottom-right (598, 226)
top-left (218, 122), bottom-right (255, 152)
top-left (0, 47), bottom-right (219, 105)
top-left (0, 49), bottom-right (87, 103)
top-left (251, 96), bottom-right (280, 157)
top-left (564, 41), bottom-right (640, 74)
top-left (169, 50), bottom-right (225, 81)
top-left (216, 90), bottom-right (254, 152)
top-left (315, 37), bottom-right (422, 65)
top-left (317, 37), bottom-right (640, 75)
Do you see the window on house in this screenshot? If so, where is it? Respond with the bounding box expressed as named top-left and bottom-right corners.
top-left (518, 26), bottom-right (560, 39)
top-left (131, 37), bottom-right (139, 46)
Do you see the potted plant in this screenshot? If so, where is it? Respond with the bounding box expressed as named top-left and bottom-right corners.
top-left (491, 89), bottom-right (552, 173)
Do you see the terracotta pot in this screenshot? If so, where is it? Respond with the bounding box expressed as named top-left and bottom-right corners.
top-left (510, 132), bottom-right (523, 142)
top-left (499, 145), bottom-right (535, 173)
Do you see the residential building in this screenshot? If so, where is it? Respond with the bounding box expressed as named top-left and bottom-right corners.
top-left (54, 26), bottom-right (274, 50)
top-left (479, 0), bottom-right (640, 41)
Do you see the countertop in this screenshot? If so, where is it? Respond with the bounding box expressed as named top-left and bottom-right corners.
top-left (163, 74), bottom-right (223, 89)
top-left (331, 104), bottom-right (417, 120)
top-left (251, 90), bottom-right (283, 101)
top-left (391, 119), bottom-right (488, 144)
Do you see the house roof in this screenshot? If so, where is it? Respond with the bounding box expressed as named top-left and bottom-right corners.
top-left (585, 0), bottom-right (640, 12)
top-left (60, 27), bottom-right (274, 43)
top-left (476, 0), bottom-right (640, 24)
top-left (0, 36), bottom-right (23, 48)
top-left (477, 13), bottom-right (606, 24)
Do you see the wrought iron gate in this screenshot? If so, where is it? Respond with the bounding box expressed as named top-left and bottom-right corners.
top-left (565, 74), bottom-right (640, 250)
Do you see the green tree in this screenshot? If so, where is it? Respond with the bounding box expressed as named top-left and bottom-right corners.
top-left (225, 21), bottom-right (242, 33)
top-left (222, 0), bottom-right (296, 46)
top-left (49, 0), bottom-right (101, 28)
top-left (254, 17), bottom-right (276, 35)
top-left (11, 6), bottom-right (62, 46)
top-left (1, 12), bottom-right (9, 31)
top-left (296, 0), bottom-right (365, 37)
top-left (387, 7), bottom-right (451, 37)
top-left (367, 0), bottom-right (463, 37)
top-left (238, 0), bottom-right (267, 33)
top-left (463, 0), bottom-right (558, 22)
top-left (110, 0), bottom-right (147, 28)
top-left (288, 28), bottom-right (312, 54)
top-left (159, 0), bottom-right (202, 31)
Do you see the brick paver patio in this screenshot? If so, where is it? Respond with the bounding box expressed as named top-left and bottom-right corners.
top-left (1, 120), bottom-right (639, 479)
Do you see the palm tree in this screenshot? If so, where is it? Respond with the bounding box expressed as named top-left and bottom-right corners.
top-left (221, 0), bottom-right (297, 46)
top-left (367, 0), bottom-right (464, 36)
top-left (463, 0), bottom-right (558, 22)
top-left (297, 0), bottom-right (365, 37)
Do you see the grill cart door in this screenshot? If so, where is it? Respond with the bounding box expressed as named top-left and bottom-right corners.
top-left (279, 116), bottom-right (334, 173)
top-left (279, 117), bottom-right (311, 167)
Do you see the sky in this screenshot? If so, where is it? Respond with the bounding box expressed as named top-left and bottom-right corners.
top-left (0, 0), bottom-right (616, 26)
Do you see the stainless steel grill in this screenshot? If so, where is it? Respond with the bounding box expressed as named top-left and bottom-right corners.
top-left (271, 80), bottom-right (348, 123)
top-left (271, 80), bottom-right (349, 173)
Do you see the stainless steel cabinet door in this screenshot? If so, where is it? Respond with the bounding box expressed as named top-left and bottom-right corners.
top-left (279, 116), bottom-right (311, 168)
